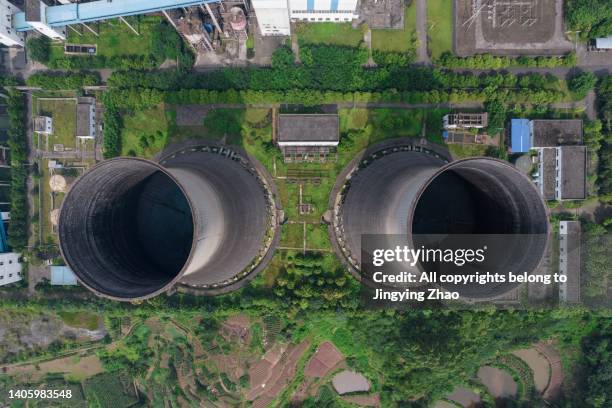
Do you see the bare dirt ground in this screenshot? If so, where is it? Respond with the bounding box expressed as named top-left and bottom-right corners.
top-left (446, 386), bottom-right (482, 407)
top-left (6, 354), bottom-right (103, 382)
top-left (455, 0), bottom-right (572, 56)
top-left (477, 366), bottom-right (518, 399)
top-left (534, 341), bottom-right (563, 400)
top-left (513, 348), bottom-right (551, 393)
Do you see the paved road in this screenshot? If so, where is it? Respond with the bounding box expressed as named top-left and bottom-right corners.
top-left (415, 0), bottom-right (430, 64)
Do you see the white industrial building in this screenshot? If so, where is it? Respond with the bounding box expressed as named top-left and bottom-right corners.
top-left (252, 0), bottom-right (359, 36)
top-left (0, 252), bottom-right (23, 287)
top-left (0, 0), bottom-right (24, 47)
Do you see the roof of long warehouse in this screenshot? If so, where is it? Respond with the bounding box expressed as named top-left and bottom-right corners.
top-left (13, 0), bottom-right (217, 31)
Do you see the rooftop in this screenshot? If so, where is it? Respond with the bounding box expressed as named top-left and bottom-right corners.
top-left (444, 112), bottom-right (488, 128)
top-left (50, 265), bottom-right (78, 285)
top-left (559, 146), bottom-right (586, 200)
top-left (511, 119), bottom-right (530, 152)
top-left (539, 148), bottom-right (556, 200)
top-left (76, 103), bottom-right (93, 137)
top-left (531, 119), bottom-right (583, 148)
top-left (559, 221), bottom-right (581, 303)
top-left (277, 114), bottom-right (339, 144)
top-left (595, 36), bottom-right (612, 49)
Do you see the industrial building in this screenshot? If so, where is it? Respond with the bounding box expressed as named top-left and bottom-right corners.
top-left (0, 252), bottom-right (22, 286)
top-left (252, 0), bottom-right (359, 35)
top-left (58, 145), bottom-right (279, 301)
top-left (76, 99), bottom-right (96, 140)
top-left (443, 113), bottom-right (488, 129)
top-left (50, 265), bottom-right (78, 286)
top-left (559, 221), bottom-right (581, 304)
top-left (276, 114), bottom-right (339, 162)
top-left (536, 146), bottom-right (586, 200)
top-left (330, 139), bottom-right (549, 299)
top-left (512, 119), bottom-right (586, 200)
top-left (33, 116), bottom-right (53, 135)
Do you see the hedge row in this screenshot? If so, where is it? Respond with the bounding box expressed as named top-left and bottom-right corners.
top-left (104, 87), bottom-right (566, 111)
top-left (26, 71), bottom-right (100, 90)
top-left (435, 52), bottom-right (577, 69)
top-left (6, 90), bottom-right (28, 250)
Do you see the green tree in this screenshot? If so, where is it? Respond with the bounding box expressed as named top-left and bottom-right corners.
top-left (26, 36), bottom-right (51, 64)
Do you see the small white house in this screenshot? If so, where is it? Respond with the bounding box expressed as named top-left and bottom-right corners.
top-left (33, 116), bottom-right (53, 135)
top-left (0, 252), bottom-right (22, 286)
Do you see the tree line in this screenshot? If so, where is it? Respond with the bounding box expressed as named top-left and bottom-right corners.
top-left (6, 90), bottom-right (28, 250)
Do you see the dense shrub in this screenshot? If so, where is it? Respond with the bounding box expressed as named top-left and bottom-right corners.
top-left (565, 0), bottom-right (612, 39)
top-left (26, 71), bottom-right (100, 89)
top-left (26, 36), bottom-right (51, 64)
top-left (568, 71), bottom-right (597, 99)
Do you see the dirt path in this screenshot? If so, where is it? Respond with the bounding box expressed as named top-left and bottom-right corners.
top-left (415, 0), bottom-right (430, 64)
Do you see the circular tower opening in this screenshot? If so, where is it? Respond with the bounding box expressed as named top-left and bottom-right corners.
top-left (410, 158), bottom-right (549, 297)
top-left (59, 158), bottom-right (195, 300)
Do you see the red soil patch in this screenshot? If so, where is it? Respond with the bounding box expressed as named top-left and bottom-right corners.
top-left (304, 341), bottom-right (344, 378)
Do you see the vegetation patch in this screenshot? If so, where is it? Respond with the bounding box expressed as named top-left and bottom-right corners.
top-left (427, 0), bottom-right (453, 58)
top-left (295, 23), bottom-right (365, 47)
top-left (371, 3), bottom-right (418, 52)
top-left (58, 311), bottom-right (100, 331)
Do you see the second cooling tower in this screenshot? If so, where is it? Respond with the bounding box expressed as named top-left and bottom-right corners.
top-left (331, 139), bottom-right (549, 299)
top-left (59, 145), bottom-right (279, 301)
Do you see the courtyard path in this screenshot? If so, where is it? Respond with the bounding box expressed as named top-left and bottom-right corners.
top-left (415, 0), bottom-right (430, 64)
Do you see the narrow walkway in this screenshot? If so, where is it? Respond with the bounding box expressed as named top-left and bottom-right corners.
top-left (415, 0), bottom-right (430, 64)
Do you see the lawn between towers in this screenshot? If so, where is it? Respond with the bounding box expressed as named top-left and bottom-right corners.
top-left (116, 103), bottom-right (452, 286)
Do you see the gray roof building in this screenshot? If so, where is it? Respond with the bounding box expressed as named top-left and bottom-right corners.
top-left (277, 114), bottom-right (339, 146)
top-left (76, 101), bottom-right (95, 139)
top-left (558, 146), bottom-right (586, 200)
top-left (536, 146), bottom-right (586, 201)
top-left (559, 221), bottom-right (581, 303)
top-left (531, 120), bottom-right (583, 148)
top-left (538, 148), bottom-right (556, 200)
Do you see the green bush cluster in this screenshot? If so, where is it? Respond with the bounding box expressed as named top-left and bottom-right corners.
top-left (26, 71), bottom-right (100, 90)
top-left (565, 0), bottom-right (612, 39)
top-left (101, 94), bottom-right (123, 159)
top-left (596, 76), bottom-right (612, 201)
top-left (435, 52), bottom-right (577, 69)
top-left (48, 54), bottom-right (159, 70)
top-left (568, 71), bottom-right (597, 99)
top-left (6, 90), bottom-right (28, 250)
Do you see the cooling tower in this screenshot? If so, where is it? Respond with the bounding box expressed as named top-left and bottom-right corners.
top-left (331, 139), bottom-right (549, 298)
top-left (59, 145), bottom-right (279, 301)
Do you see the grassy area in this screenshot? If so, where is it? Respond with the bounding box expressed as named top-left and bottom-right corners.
top-left (294, 22), bottom-right (365, 47)
top-left (121, 105), bottom-right (170, 158)
top-left (58, 311), bottom-right (100, 331)
top-left (427, 0), bottom-right (453, 59)
top-left (50, 16), bottom-right (162, 60)
top-left (37, 99), bottom-right (77, 149)
top-left (371, 2), bottom-right (418, 52)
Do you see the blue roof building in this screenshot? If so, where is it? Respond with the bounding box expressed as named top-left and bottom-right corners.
top-left (50, 266), bottom-right (77, 286)
top-left (511, 119), bottom-right (531, 153)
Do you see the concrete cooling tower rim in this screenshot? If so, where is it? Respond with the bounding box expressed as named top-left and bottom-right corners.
top-left (158, 143), bottom-right (281, 296)
top-left (328, 138), bottom-right (452, 280)
top-left (59, 146), bottom-right (281, 301)
top-left (58, 157), bottom-right (197, 302)
top-left (329, 138), bottom-right (550, 300)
